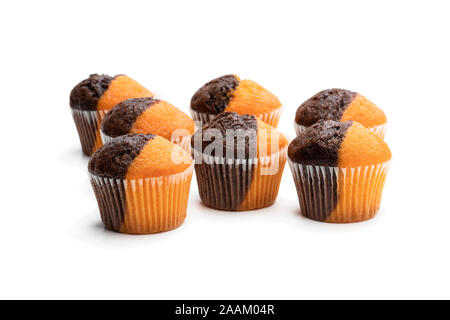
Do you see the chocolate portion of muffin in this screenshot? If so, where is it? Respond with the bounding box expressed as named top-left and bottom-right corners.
top-left (191, 112), bottom-right (257, 159)
top-left (101, 98), bottom-right (159, 138)
top-left (191, 112), bottom-right (258, 211)
top-left (288, 120), bottom-right (352, 221)
top-left (295, 89), bottom-right (357, 127)
top-left (70, 74), bottom-right (117, 111)
top-left (288, 120), bottom-right (352, 167)
top-left (71, 109), bottom-right (100, 155)
top-left (89, 133), bottom-right (155, 179)
top-left (89, 177), bottom-right (128, 232)
top-left (190, 75), bottom-right (240, 114)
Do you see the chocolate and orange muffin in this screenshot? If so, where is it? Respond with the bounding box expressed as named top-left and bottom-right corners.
top-left (88, 133), bottom-right (193, 234)
top-left (70, 74), bottom-right (153, 156)
top-left (190, 75), bottom-right (282, 128)
top-left (288, 120), bottom-right (391, 223)
top-left (101, 97), bottom-right (194, 152)
top-left (191, 112), bottom-right (288, 211)
top-left (294, 89), bottom-right (387, 139)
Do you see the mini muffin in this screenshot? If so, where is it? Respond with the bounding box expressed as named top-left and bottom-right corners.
top-left (101, 97), bottom-right (194, 152)
top-left (191, 112), bottom-right (288, 211)
top-left (88, 134), bottom-right (193, 234)
top-left (294, 89), bottom-right (387, 139)
top-left (288, 120), bottom-right (391, 223)
top-left (190, 75), bottom-right (282, 128)
top-left (70, 74), bottom-right (153, 156)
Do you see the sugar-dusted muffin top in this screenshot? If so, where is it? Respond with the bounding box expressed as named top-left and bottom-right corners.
top-left (101, 97), bottom-right (194, 140)
top-left (70, 74), bottom-right (153, 111)
top-left (191, 112), bottom-right (288, 159)
top-left (295, 89), bottom-right (386, 128)
top-left (88, 133), bottom-right (192, 179)
top-left (288, 120), bottom-right (391, 167)
top-left (190, 75), bottom-right (281, 116)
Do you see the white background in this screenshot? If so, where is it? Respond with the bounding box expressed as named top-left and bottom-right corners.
top-left (1, 0), bottom-right (449, 299)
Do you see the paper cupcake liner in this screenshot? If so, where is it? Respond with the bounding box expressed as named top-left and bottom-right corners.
top-left (71, 109), bottom-right (107, 156)
top-left (294, 121), bottom-right (387, 139)
top-left (192, 148), bottom-right (287, 211)
top-left (190, 110), bottom-right (215, 129)
top-left (288, 159), bottom-right (390, 223)
top-left (191, 107), bottom-right (283, 129)
top-left (101, 131), bottom-right (192, 154)
top-left (370, 124), bottom-right (387, 139)
top-left (89, 165), bottom-right (194, 234)
top-left (258, 107), bottom-right (282, 128)
top-left (100, 131), bottom-right (115, 144)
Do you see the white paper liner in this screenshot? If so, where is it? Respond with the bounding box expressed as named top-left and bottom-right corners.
top-left (294, 121), bottom-right (387, 139)
top-left (89, 164), bottom-right (194, 234)
top-left (369, 124), bottom-right (387, 139)
top-left (71, 109), bottom-right (108, 155)
top-left (100, 131), bottom-right (115, 144)
top-left (288, 159), bottom-right (390, 223)
top-left (191, 107), bottom-right (283, 129)
top-left (192, 147), bottom-right (287, 211)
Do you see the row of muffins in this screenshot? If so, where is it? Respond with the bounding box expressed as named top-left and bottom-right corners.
top-left (70, 74), bottom-right (391, 234)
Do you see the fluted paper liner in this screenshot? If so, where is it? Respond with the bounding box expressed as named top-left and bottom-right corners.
top-left (191, 107), bottom-right (282, 128)
top-left (101, 131), bottom-right (192, 154)
top-left (193, 148), bottom-right (287, 211)
top-left (288, 159), bottom-right (390, 223)
top-left (71, 109), bottom-right (107, 156)
top-left (89, 164), bottom-right (194, 234)
top-left (294, 122), bottom-right (387, 140)
top-left (100, 131), bottom-right (114, 144)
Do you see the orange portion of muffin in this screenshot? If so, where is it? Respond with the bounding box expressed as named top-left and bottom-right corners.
top-left (122, 136), bottom-right (192, 233)
top-left (126, 136), bottom-right (192, 179)
top-left (341, 94), bottom-right (387, 128)
top-left (132, 100), bottom-right (195, 140)
top-left (325, 122), bottom-right (391, 223)
top-left (97, 75), bottom-right (153, 111)
top-left (338, 122), bottom-right (391, 168)
top-left (225, 80), bottom-right (282, 127)
top-left (239, 119), bottom-right (288, 210)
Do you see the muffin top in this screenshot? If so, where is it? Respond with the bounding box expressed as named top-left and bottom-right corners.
top-left (288, 120), bottom-right (391, 167)
top-left (88, 134), bottom-right (192, 179)
top-left (190, 75), bottom-right (240, 114)
top-left (70, 74), bottom-right (115, 111)
top-left (191, 112), bottom-right (288, 159)
top-left (295, 89), bottom-right (386, 128)
top-left (190, 75), bottom-right (281, 116)
top-left (70, 74), bottom-right (153, 111)
top-left (101, 97), bottom-right (194, 140)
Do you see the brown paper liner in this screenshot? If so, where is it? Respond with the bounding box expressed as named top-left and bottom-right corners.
top-left (288, 159), bottom-right (390, 223)
top-left (71, 109), bottom-right (107, 156)
top-left (89, 165), bottom-right (194, 234)
top-left (193, 148), bottom-right (287, 211)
